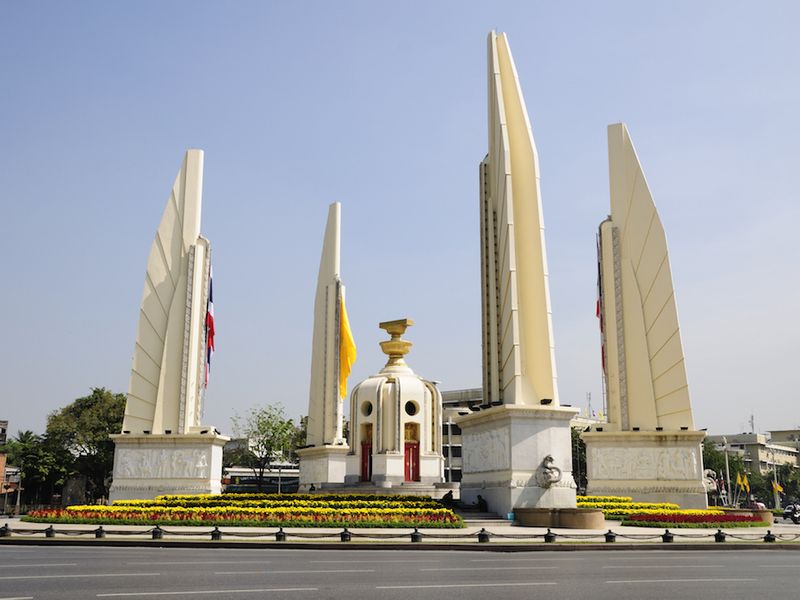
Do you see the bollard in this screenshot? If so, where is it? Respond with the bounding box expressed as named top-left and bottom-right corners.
top-left (0, 524), bottom-right (10, 537)
top-left (152, 526), bottom-right (163, 540)
top-left (411, 528), bottom-right (422, 543)
top-left (714, 529), bottom-right (726, 543)
top-left (544, 529), bottom-right (556, 544)
top-left (340, 528), bottom-right (351, 542)
top-left (210, 527), bottom-right (222, 541)
top-left (95, 526), bottom-right (106, 539)
top-left (44, 526), bottom-right (55, 538)
top-left (275, 527), bottom-right (286, 542)
top-left (661, 529), bottom-right (674, 543)
top-left (604, 529), bottom-right (617, 543)
top-left (477, 528), bottom-right (490, 543)
top-left (764, 530), bottom-right (776, 543)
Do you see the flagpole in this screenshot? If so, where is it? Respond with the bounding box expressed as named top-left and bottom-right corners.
top-left (771, 449), bottom-right (781, 509)
top-left (722, 437), bottom-right (732, 507)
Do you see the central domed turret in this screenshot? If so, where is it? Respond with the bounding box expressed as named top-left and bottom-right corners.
top-left (344, 319), bottom-right (444, 487)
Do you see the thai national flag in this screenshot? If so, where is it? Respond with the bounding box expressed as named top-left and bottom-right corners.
top-left (204, 266), bottom-right (215, 387)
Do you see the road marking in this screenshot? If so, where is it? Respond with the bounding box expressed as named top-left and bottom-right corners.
top-left (421, 566), bottom-right (557, 571)
top-left (603, 565), bottom-right (724, 569)
top-left (215, 569), bottom-right (375, 575)
top-left (0, 597), bottom-right (35, 600)
top-left (470, 557), bottom-right (582, 562)
top-left (606, 578), bottom-right (758, 584)
top-left (377, 583), bottom-right (557, 589)
top-left (0, 563), bottom-right (77, 568)
top-left (97, 589), bottom-right (318, 597)
top-left (310, 559), bottom-right (438, 563)
top-left (129, 561), bottom-right (271, 566)
top-left (0, 572), bottom-right (160, 581)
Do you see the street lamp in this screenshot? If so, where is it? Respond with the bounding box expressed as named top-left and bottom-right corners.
top-left (722, 437), bottom-right (732, 507)
top-left (770, 448), bottom-right (780, 510)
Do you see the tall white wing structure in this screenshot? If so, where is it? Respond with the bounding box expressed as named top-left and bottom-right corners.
top-left (306, 202), bottom-right (345, 446)
top-left (110, 150), bottom-right (228, 501)
top-left (480, 31), bottom-right (559, 408)
top-left (459, 32), bottom-right (578, 518)
top-left (297, 202), bottom-right (350, 490)
top-left (599, 123), bottom-right (694, 431)
top-left (583, 124), bottom-right (705, 509)
top-left (123, 149), bottom-right (210, 435)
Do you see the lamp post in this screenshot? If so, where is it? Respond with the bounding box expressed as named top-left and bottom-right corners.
top-left (771, 448), bottom-right (780, 510)
top-left (722, 437), bottom-right (732, 507)
top-left (445, 415), bottom-right (453, 483)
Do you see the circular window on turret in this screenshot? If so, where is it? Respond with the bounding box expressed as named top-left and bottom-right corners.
top-left (404, 401), bottom-right (419, 416)
top-left (361, 401), bottom-right (373, 417)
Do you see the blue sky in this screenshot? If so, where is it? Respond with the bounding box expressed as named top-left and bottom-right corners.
top-left (2, 1), bottom-right (798, 437)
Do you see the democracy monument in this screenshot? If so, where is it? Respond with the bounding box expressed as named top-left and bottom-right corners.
top-left (107, 32), bottom-right (705, 514)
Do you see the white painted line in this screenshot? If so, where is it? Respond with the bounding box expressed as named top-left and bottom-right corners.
top-left (470, 557), bottom-right (582, 562)
top-left (310, 559), bottom-right (438, 564)
top-left (0, 563), bottom-right (77, 568)
top-left (215, 569), bottom-right (375, 575)
top-left (0, 597), bottom-right (35, 600)
top-left (421, 566), bottom-right (557, 572)
top-left (0, 572), bottom-right (160, 581)
top-left (129, 561), bottom-right (271, 566)
top-left (603, 565), bottom-right (724, 569)
top-left (377, 582), bottom-right (558, 590)
top-left (606, 578), bottom-right (758, 584)
top-left (97, 589), bottom-right (318, 597)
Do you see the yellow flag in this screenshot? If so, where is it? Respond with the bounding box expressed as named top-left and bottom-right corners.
top-left (736, 472), bottom-right (743, 488)
top-left (773, 481), bottom-right (784, 494)
top-left (743, 474), bottom-right (750, 493)
top-left (338, 292), bottom-right (356, 399)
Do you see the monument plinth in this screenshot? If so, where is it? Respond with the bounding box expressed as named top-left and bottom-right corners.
top-left (109, 150), bottom-right (228, 502)
top-left (459, 32), bottom-right (578, 518)
top-left (582, 123), bottom-right (706, 509)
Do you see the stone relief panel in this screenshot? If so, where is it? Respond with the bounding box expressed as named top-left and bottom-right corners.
top-left (115, 448), bottom-right (210, 479)
top-left (462, 428), bottom-right (510, 473)
top-left (589, 447), bottom-right (700, 481)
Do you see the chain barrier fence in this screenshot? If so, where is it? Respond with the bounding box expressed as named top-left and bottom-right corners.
top-left (2, 523), bottom-right (800, 544)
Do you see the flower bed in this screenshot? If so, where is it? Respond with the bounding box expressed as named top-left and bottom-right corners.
top-left (622, 511), bottom-right (769, 528)
top-left (25, 494), bottom-right (463, 528)
top-left (577, 495), bottom-right (680, 519)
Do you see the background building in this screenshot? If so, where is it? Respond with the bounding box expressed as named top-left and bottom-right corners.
top-left (707, 432), bottom-right (799, 475)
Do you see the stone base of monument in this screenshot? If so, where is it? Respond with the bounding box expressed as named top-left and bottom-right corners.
top-left (515, 507), bottom-right (605, 529)
top-left (343, 451), bottom-right (444, 488)
top-left (458, 405), bottom-right (579, 518)
top-left (109, 432), bottom-right (229, 502)
top-left (582, 429), bottom-right (708, 509)
top-left (296, 445), bottom-right (349, 492)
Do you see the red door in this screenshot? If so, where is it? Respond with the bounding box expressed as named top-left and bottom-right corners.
top-left (404, 442), bottom-right (420, 482)
top-left (360, 441), bottom-right (372, 482)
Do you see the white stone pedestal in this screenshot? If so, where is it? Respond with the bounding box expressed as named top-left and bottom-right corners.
top-left (581, 430), bottom-right (707, 509)
top-left (459, 405), bottom-right (579, 517)
top-left (297, 445), bottom-right (349, 491)
top-left (109, 433), bottom-right (229, 502)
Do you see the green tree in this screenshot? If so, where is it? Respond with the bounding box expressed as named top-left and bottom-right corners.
top-left (571, 427), bottom-right (587, 494)
top-left (1, 430), bottom-right (64, 505)
top-left (45, 387), bottom-right (125, 499)
top-left (231, 404), bottom-right (298, 493)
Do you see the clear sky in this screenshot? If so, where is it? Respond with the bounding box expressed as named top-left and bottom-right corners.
top-left (2, 1), bottom-right (798, 438)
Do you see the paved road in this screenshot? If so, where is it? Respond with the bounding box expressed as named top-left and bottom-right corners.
top-left (0, 545), bottom-right (798, 600)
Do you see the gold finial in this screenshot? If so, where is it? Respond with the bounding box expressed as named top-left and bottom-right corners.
top-left (379, 318), bottom-right (414, 367)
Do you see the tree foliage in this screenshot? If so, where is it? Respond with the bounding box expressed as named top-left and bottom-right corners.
top-left (230, 404), bottom-right (298, 492)
top-left (45, 387), bottom-right (125, 498)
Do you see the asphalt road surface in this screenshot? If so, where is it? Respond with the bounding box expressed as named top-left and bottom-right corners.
top-left (0, 545), bottom-right (798, 600)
